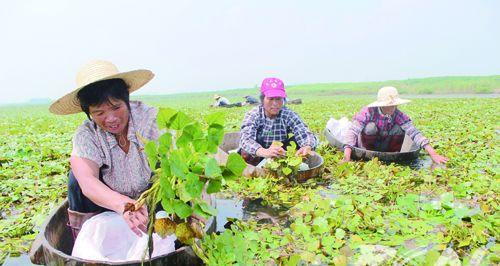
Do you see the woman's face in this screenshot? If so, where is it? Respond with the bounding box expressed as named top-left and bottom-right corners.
top-left (380, 105), bottom-right (397, 116)
top-left (263, 96), bottom-right (284, 118)
top-left (89, 98), bottom-right (129, 135)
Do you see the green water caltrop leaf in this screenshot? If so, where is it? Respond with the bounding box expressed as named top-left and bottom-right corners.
top-left (144, 141), bottom-right (158, 169)
top-left (207, 179), bottom-right (222, 194)
top-left (198, 201), bottom-right (217, 216)
top-left (226, 152), bottom-right (247, 176)
top-left (173, 200), bottom-right (193, 219)
top-left (206, 112), bottom-right (225, 127)
top-left (161, 198), bottom-right (175, 214)
top-left (169, 149), bottom-right (188, 179)
top-left (205, 158), bottom-right (222, 178)
top-left (158, 132), bottom-right (172, 155)
top-left (185, 173), bottom-right (204, 198)
top-left (207, 125), bottom-right (224, 152)
top-left (282, 167), bottom-right (292, 176)
top-left (159, 173), bottom-right (175, 199)
top-left (157, 107), bottom-right (177, 129)
top-left (170, 111), bottom-right (192, 130)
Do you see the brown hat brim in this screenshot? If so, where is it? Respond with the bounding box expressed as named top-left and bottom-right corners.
top-left (49, 69), bottom-right (154, 115)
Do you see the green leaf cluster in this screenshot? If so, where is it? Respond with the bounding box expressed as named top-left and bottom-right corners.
top-left (264, 141), bottom-right (304, 179)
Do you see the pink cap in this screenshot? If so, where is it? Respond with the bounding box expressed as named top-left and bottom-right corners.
top-left (260, 77), bottom-right (286, 98)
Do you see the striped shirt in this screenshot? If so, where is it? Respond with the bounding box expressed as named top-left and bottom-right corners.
top-left (240, 105), bottom-right (317, 156)
top-left (344, 107), bottom-right (429, 149)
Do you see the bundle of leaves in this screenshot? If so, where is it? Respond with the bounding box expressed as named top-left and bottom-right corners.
top-left (127, 107), bottom-right (246, 252)
top-left (264, 140), bottom-right (307, 180)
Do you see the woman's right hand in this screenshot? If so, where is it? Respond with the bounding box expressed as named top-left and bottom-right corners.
top-left (122, 203), bottom-right (149, 237)
top-left (256, 146), bottom-right (286, 158)
top-left (341, 147), bottom-right (352, 163)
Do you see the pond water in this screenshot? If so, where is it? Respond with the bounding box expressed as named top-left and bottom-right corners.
top-left (214, 184), bottom-right (341, 232)
top-left (402, 155), bottom-right (434, 170)
top-left (214, 154), bottom-right (437, 232)
top-left (214, 197), bottom-right (288, 232)
top-left (2, 254), bottom-right (36, 266)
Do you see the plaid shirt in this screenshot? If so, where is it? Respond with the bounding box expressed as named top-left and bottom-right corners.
top-left (240, 105), bottom-right (317, 156)
top-left (344, 107), bottom-right (429, 148)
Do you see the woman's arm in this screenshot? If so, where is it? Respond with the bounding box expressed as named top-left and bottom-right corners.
top-left (287, 111), bottom-right (316, 156)
top-left (70, 156), bottom-right (130, 212)
top-left (343, 121), bottom-right (364, 162)
top-left (400, 121), bottom-right (449, 164)
top-left (240, 110), bottom-right (264, 156)
top-left (342, 108), bottom-right (370, 162)
top-left (424, 144), bottom-right (449, 164)
top-left (70, 156), bottom-right (148, 236)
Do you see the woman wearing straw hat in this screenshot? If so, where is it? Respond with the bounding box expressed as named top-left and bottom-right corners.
top-left (212, 94), bottom-right (242, 108)
top-left (239, 77), bottom-right (317, 165)
top-left (212, 94), bottom-right (230, 107)
top-left (342, 86), bottom-right (449, 164)
top-left (50, 60), bottom-right (157, 238)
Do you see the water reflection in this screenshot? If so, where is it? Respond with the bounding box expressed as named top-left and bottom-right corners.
top-left (214, 197), bottom-right (290, 232)
top-left (2, 254), bottom-right (36, 266)
top-left (401, 155), bottom-right (434, 170)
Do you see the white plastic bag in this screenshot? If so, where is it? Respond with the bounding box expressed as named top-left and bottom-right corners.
top-left (326, 117), bottom-right (351, 143)
top-left (72, 211), bottom-right (176, 262)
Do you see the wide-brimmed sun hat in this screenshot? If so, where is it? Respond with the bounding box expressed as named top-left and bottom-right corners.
top-left (213, 94), bottom-right (222, 100)
top-left (49, 60), bottom-right (154, 115)
top-left (260, 77), bottom-right (286, 98)
top-left (367, 86), bottom-right (411, 107)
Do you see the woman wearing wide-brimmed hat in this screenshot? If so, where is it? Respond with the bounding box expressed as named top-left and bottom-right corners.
top-left (342, 86), bottom-right (449, 164)
top-left (239, 77), bottom-right (317, 165)
top-left (50, 60), bottom-right (158, 238)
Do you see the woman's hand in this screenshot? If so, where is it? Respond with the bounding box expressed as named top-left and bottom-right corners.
top-left (122, 204), bottom-right (149, 237)
top-left (341, 147), bottom-right (352, 163)
top-left (424, 145), bottom-right (449, 165)
top-left (256, 146), bottom-right (285, 158)
top-left (296, 146), bottom-right (312, 157)
top-left (430, 153), bottom-right (449, 164)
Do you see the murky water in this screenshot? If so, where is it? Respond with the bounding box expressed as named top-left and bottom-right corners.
top-left (2, 254), bottom-right (36, 266)
top-left (214, 184), bottom-right (341, 232)
top-left (214, 197), bottom-right (289, 232)
top-left (401, 155), bottom-right (434, 170)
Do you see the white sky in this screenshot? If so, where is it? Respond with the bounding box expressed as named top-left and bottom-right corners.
top-left (0, 0), bottom-right (499, 104)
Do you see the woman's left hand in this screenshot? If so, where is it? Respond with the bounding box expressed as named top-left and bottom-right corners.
top-left (189, 213), bottom-right (207, 224)
top-left (424, 145), bottom-right (449, 165)
top-left (296, 146), bottom-right (312, 157)
top-left (430, 153), bottom-right (449, 164)
top-left (123, 204), bottom-right (149, 236)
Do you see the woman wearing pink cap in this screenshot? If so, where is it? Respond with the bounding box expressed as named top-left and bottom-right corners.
top-left (239, 78), bottom-right (317, 165)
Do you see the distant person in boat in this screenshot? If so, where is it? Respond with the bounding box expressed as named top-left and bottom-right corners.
top-left (212, 94), bottom-right (230, 106)
top-left (212, 94), bottom-right (242, 108)
top-left (243, 95), bottom-right (259, 105)
top-left (342, 86), bottom-right (449, 164)
top-left (50, 60), bottom-right (158, 238)
top-left (239, 77), bottom-right (317, 165)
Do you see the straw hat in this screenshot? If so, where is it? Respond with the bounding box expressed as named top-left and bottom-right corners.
top-left (213, 94), bottom-right (221, 100)
top-left (367, 86), bottom-right (411, 107)
top-left (49, 60), bottom-right (154, 115)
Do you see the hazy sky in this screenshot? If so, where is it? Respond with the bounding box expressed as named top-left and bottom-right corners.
top-left (1, 0), bottom-right (499, 104)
